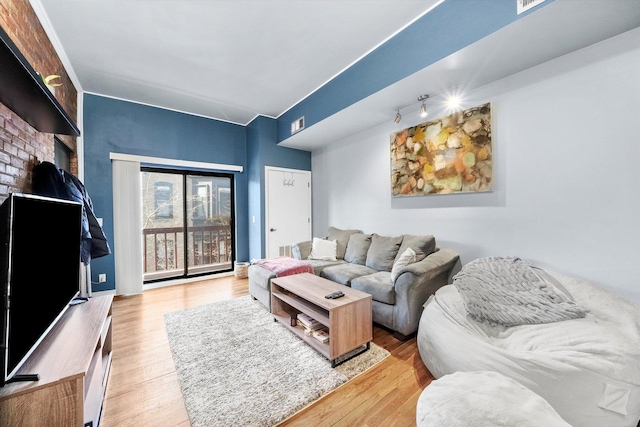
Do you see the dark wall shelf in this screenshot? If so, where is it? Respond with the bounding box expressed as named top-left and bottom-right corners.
top-left (0, 25), bottom-right (80, 137)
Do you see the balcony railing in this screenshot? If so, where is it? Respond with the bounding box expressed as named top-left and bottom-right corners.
top-left (143, 225), bottom-right (232, 281)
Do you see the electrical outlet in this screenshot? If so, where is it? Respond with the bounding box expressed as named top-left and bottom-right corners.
top-left (98, 274), bottom-right (106, 283)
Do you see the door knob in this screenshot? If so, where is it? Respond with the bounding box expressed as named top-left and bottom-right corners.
top-left (270, 228), bottom-right (277, 232)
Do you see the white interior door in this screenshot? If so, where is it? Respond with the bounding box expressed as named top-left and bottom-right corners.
top-left (265, 167), bottom-right (311, 259)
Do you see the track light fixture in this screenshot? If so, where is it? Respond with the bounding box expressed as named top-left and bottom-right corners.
top-left (419, 103), bottom-right (427, 117)
top-left (393, 94), bottom-right (432, 123)
top-left (418, 94), bottom-right (429, 117)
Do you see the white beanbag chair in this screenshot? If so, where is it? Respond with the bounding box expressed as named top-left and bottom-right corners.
top-left (418, 272), bottom-right (640, 427)
top-left (417, 371), bottom-right (570, 427)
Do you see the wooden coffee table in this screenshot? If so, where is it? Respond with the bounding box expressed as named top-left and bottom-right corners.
top-left (270, 273), bottom-right (372, 367)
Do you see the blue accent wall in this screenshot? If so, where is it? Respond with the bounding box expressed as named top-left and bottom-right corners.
top-left (83, 94), bottom-right (247, 292)
top-left (277, 0), bottom-right (555, 142)
top-left (247, 116), bottom-right (311, 260)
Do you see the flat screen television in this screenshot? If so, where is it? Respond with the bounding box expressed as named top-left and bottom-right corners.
top-left (0, 193), bottom-right (82, 387)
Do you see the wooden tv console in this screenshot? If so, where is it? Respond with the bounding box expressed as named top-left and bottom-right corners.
top-left (0, 295), bottom-right (113, 427)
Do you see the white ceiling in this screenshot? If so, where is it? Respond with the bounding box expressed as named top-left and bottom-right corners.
top-left (37, 0), bottom-right (439, 125)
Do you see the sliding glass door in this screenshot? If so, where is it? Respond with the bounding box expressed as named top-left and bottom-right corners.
top-left (185, 175), bottom-right (233, 276)
top-left (141, 168), bottom-right (235, 282)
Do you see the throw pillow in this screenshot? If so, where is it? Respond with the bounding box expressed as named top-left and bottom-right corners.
top-left (328, 226), bottom-right (362, 259)
top-left (292, 240), bottom-right (312, 260)
top-left (365, 234), bottom-right (403, 272)
top-left (308, 237), bottom-right (337, 261)
top-left (391, 247), bottom-right (416, 282)
top-left (394, 234), bottom-right (436, 263)
top-left (344, 233), bottom-right (372, 265)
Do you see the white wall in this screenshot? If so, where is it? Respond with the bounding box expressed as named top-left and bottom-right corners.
top-left (312, 27), bottom-right (640, 305)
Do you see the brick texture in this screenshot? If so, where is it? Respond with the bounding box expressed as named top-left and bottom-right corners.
top-left (0, 0), bottom-right (78, 204)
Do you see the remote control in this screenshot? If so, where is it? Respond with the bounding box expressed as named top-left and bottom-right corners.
top-left (324, 291), bottom-right (344, 299)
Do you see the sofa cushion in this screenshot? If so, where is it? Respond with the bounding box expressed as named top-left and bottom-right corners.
top-left (328, 226), bottom-right (362, 259)
top-left (395, 234), bottom-right (436, 263)
top-left (391, 247), bottom-right (417, 282)
top-left (308, 237), bottom-right (337, 261)
top-left (304, 259), bottom-right (346, 276)
top-left (344, 233), bottom-right (372, 265)
top-left (365, 234), bottom-right (403, 272)
top-left (320, 263), bottom-right (377, 287)
top-left (351, 272), bottom-right (395, 305)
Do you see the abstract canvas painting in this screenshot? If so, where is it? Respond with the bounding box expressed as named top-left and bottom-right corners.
top-left (391, 103), bottom-right (492, 196)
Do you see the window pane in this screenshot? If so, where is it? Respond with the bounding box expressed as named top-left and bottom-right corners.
top-left (186, 175), bottom-right (233, 275)
top-left (154, 182), bottom-right (174, 219)
top-left (141, 172), bottom-right (184, 281)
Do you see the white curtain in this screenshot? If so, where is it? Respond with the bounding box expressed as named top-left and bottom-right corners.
top-left (112, 159), bottom-right (143, 295)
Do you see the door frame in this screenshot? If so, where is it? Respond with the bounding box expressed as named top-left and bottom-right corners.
top-left (264, 166), bottom-right (312, 259)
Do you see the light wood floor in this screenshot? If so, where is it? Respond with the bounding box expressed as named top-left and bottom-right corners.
top-left (101, 275), bottom-right (434, 427)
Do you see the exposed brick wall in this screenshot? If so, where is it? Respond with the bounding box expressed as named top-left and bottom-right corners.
top-left (0, 102), bottom-right (54, 198)
top-left (0, 0), bottom-right (78, 204)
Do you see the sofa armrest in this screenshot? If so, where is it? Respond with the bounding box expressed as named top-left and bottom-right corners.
top-left (292, 240), bottom-right (312, 260)
top-left (391, 248), bottom-right (460, 336)
top-left (394, 248), bottom-right (460, 284)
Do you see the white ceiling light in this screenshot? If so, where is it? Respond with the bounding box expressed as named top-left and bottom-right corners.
top-left (446, 95), bottom-right (461, 110)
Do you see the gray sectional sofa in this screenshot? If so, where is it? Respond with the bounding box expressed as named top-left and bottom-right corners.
top-left (248, 227), bottom-right (460, 339)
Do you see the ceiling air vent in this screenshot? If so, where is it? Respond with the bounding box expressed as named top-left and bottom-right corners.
top-left (291, 117), bottom-right (304, 135)
top-left (517, 0), bottom-right (546, 14)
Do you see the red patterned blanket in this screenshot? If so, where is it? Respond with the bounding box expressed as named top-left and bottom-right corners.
top-left (253, 256), bottom-right (313, 277)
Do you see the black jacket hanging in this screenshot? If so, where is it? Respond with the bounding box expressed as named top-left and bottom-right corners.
top-left (32, 161), bottom-right (111, 264)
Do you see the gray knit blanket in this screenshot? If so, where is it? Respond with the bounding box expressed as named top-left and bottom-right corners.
top-left (453, 257), bottom-right (588, 326)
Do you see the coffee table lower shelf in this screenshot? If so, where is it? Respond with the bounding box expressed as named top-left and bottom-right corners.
top-left (270, 273), bottom-right (373, 368)
top-left (272, 311), bottom-right (370, 367)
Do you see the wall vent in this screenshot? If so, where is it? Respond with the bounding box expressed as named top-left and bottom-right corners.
top-left (278, 245), bottom-right (292, 257)
top-left (290, 117), bottom-right (305, 135)
top-left (517, 0), bottom-right (546, 14)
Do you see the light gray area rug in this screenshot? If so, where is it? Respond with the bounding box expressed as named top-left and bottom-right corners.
top-left (164, 296), bottom-right (390, 427)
